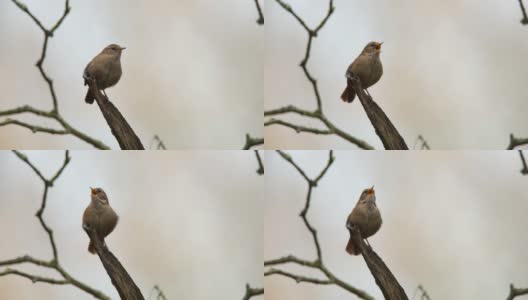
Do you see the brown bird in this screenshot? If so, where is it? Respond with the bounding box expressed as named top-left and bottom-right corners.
top-left (83, 44), bottom-right (126, 104)
top-left (341, 41), bottom-right (383, 103)
top-left (345, 186), bottom-right (382, 255)
top-left (82, 187), bottom-right (119, 254)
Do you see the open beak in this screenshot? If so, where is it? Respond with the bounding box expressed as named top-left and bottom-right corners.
top-left (375, 42), bottom-right (383, 50)
top-left (367, 186), bottom-right (375, 194)
top-left (90, 187), bottom-right (96, 195)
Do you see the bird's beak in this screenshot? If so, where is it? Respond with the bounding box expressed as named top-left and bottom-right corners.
top-left (120, 47), bottom-right (126, 51)
top-left (375, 42), bottom-right (383, 50)
top-left (367, 186), bottom-right (375, 194)
top-left (90, 187), bottom-right (96, 195)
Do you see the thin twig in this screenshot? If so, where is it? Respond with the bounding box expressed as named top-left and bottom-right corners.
top-left (1, 1), bottom-right (110, 149)
top-left (265, 106), bottom-right (374, 149)
top-left (413, 135), bottom-right (431, 150)
top-left (506, 284), bottom-right (528, 300)
top-left (254, 0), bottom-right (264, 25)
top-left (266, 1), bottom-right (377, 149)
top-left (519, 0), bottom-right (528, 24)
top-left (243, 134), bottom-right (264, 150)
top-left (264, 151), bottom-right (374, 300)
top-left (0, 151), bottom-right (110, 300)
top-left (507, 134), bottom-right (528, 150)
top-left (254, 150), bottom-right (264, 175)
top-left (518, 150), bottom-right (528, 175)
top-left (242, 283), bottom-right (264, 300)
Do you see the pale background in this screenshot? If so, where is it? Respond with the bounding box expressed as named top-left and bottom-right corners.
top-left (0, 151), bottom-right (262, 299)
top-left (0, 0), bottom-right (262, 149)
top-left (265, 151), bottom-right (528, 299)
top-left (265, 0), bottom-right (528, 149)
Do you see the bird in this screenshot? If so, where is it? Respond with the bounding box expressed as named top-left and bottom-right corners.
top-left (83, 44), bottom-right (126, 104)
top-left (345, 186), bottom-right (382, 255)
top-left (341, 41), bottom-right (383, 103)
top-left (82, 187), bottom-right (119, 254)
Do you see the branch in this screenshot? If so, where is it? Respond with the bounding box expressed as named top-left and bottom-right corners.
top-left (413, 135), bottom-right (431, 150)
top-left (0, 151), bottom-right (110, 300)
top-left (506, 284), bottom-right (528, 300)
top-left (150, 135), bottom-right (167, 150)
top-left (348, 226), bottom-right (408, 299)
top-left (519, 150), bottom-right (528, 175)
top-left (254, 0), bottom-right (264, 25)
top-left (243, 133), bottom-right (264, 150)
top-left (507, 134), bottom-right (528, 150)
top-left (265, 151), bottom-right (375, 300)
top-left (265, 106), bottom-right (374, 149)
top-left (85, 77), bottom-right (145, 150)
top-left (83, 226), bottom-right (145, 300)
top-left (266, 1), bottom-right (377, 149)
top-left (242, 284), bottom-right (264, 300)
top-left (348, 75), bottom-right (408, 150)
top-left (413, 285), bottom-right (432, 300)
top-left (519, 0), bottom-right (528, 25)
top-left (1, 1), bottom-right (110, 149)
top-left (254, 150), bottom-right (264, 175)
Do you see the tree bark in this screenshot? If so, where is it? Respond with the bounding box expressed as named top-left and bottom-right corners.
top-left (347, 76), bottom-right (408, 150)
top-left (348, 225), bottom-right (408, 300)
top-left (85, 79), bottom-right (145, 150)
top-left (84, 227), bottom-right (145, 300)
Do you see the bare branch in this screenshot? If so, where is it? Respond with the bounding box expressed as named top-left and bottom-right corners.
top-left (265, 268), bottom-right (332, 285)
top-left (1, 1), bottom-right (111, 149)
top-left (243, 134), bottom-right (264, 150)
top-left (266, 1), bottom-right (396, 149)
top-left (519, 150), bottom-right (528, 175)
top-left (149, 135), bottom-right (167, 150)
top-left (413, 285), bottom-right (432, 300)
top-left (348, 225), bottom-right (408, 299)
top-left (518, 0), bottom-right (528, 25)
top-left (84, 77), bottom-right (145, 150)
top-left (266, 118), bottom-right (333, 135)
top-left (0, 151), bottom-right (111, 300)
top-left (84, 225), bottom-right (145, 299)
top-left (507, 134), bottom-right (528, 150)
top-left (506, 284), bottom-right (528, 300)
top-left (241, 283), bottom-right (264, 300)
top-left (413, 135), bottom-right (431, 150)
top-left (254, 150), bottom-right (264, 175)
top-left (347, 74), bottom-right (408, 149)
top-left (265, 151), bottom-right (376, 300)
top-left (254, 0), bottom-right (264, 25)
top-left (265, 106), bottom-right (374, 149)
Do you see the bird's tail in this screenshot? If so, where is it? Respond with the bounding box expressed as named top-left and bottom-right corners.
top-left (85, 89), bottom-right (95, 104)
top-left (341, 86), bottom-right (356, 103)
top-left (346, 237), bottom-right (360, 255)
top-left (88, 241), bottom-right (96, 254)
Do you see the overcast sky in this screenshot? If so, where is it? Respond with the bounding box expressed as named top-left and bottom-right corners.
top-left (265, 150), bottom-right (528, 299)
top-left (265, 0), bottom-right (528, 149)
top-left (0, 151), bottom-right (262, 300)
top-left (0, 0), bottom-right (262, 149)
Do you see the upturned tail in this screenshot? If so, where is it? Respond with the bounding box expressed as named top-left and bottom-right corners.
top-left (345, 237), bottom-right (360, 255)
top-left (85, 89), bottom-right (95, 104)
top-left (341, 86), bottom-right (356, 103)
top-left (88, 241), bottom-right (96, 254)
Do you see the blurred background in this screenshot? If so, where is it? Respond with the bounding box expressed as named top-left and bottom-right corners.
top-left (265, 151), bottom-right (528, 299)
top-left (265, 0), bottom-right (528, 149)
top-left (0, 151), bottom-right (262, 299)
top-left (0, 0), bottom-right (262, 149)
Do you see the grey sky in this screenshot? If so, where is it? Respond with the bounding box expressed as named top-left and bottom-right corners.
top-left (265, 150), bottom-right (527, 299)
top-left (0, 151), bottom-right (262, 299)
top-left (265, 0), bottom-right (528, 149)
